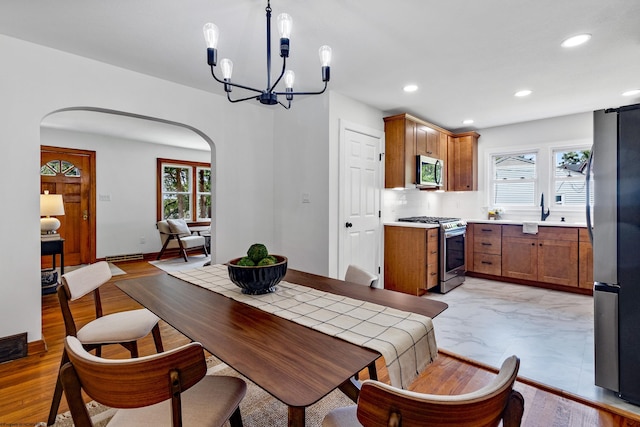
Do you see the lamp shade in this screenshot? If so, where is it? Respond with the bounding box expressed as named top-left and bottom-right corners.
top-left (40, 192), bottom-right (65, 234)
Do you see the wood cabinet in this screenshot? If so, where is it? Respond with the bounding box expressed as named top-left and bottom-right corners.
top-left (447, 133), bottom-right (479, 191)
top-left (472, 223), bottom-right (502, 276)
top-left (502, 225), bottom-right (578, 287)
top-left (578, 228), bottom-right (593, 290)
top-left (384, 225), bottom-right (439, 295)
top-left (384, 113), bottom-right (474, 191)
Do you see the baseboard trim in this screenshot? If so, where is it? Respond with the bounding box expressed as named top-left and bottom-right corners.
top-left (28, 339), bottom-right (47, 356)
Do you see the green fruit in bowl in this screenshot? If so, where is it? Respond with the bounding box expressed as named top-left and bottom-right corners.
top-left (237, 257), bottom-right (255, 266)
top-left (257, 257), bottom-right (276, 266)
top-left (247, 243), bottom-right (269, 263)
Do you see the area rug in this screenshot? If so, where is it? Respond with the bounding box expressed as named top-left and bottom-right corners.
top-left (149, 254), bottom-right (211, 273)
top-left (45, 355), bottom-right (353, 427)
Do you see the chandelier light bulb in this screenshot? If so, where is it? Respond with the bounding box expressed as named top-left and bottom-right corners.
top-left (220, 58), bottom-right (233, 79)
top-left (284, 70), bottom-right (295, 89)
top-left (203, 23), bottom-right (219, 49)
top-left (319, 45), bottom-right (332, 66)
top-left (277, 13), bottom-right (292, 39)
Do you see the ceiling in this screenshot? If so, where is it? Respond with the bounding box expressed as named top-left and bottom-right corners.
top-left (3, 0), bottom-right (640, 143)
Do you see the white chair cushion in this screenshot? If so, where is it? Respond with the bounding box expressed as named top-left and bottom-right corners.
top-left (76, 309), bottom-right (160, 345)
top-left (164, 235), bottom-right (206, 250)
top-left (322, 406), bottom-right (360, 427)
top-left (105, 375), bottom-right (247, 427)
top-left (167, 218), bottom-right (192, 237)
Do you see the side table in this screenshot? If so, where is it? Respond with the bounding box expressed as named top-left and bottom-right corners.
top-left (41, 238), bottom-right (64, 275)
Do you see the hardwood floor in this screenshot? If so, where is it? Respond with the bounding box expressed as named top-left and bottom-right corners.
top-left (1, 260), bottom-right (639, 426)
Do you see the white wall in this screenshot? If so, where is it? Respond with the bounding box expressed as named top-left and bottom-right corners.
top-left (382, 112), bottom-right (593, 224)
top-left (40, 127), bottom-right (211, 258)
top-left (0, 34), bottom-right (276, 343)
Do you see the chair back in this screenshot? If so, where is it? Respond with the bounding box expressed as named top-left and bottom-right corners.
top-left (62, 261), bottom-right (112, 301)
top-left (356, 355), bottom-right (523, 427)
top-left (157, 220), bottom-right (172, 245)
top-left (345, 264), bottom-right (378, 287)
top-left (61, 336), bottom-right (208, 425)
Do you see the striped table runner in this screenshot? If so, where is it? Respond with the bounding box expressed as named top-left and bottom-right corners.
top-left (169, 264), bottom-right (437, 389)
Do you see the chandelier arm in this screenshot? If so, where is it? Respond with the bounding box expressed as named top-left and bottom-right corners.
top-left (227, 92), bottom-right (261, 103)
top-left (277, 100), bottom-right (292, 109)
top-left (269, 57), bottom-right (287, 92)
top-left (209, 66), bottom-right (264, 94)
top-left (274, 81), bottom-right (328, 97)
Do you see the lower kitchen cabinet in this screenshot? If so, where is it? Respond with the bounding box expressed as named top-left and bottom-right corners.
top-left (467, 223), bottom-right (589, 294)
top-left (501, 225), bottom-right (578, 287)
top-left (384, 225), bottom-right (439, 296)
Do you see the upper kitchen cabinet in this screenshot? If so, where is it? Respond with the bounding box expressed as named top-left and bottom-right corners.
top-left (383, 114), bottom-right (448, 189)
top-left (383, 113), bottom-right (478, 191)
top-left (448, 132), bottom-right (479, 191)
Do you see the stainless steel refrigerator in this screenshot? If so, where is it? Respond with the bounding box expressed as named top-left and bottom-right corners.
top-left (591, 103), bottom-right (640, 404)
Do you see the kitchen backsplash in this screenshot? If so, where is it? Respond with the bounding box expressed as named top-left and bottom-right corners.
top-left (383, 189), bottom-right (588, 224)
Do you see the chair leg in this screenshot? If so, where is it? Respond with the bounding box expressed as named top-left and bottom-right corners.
top-left (367, 362), bottom-right (378, 381)
top-left (47, 349), bottom-right (69, 426)
top-left (152, 323), bottom-right (164, 353)
top-left (229, 406), bottom-right (243, 427)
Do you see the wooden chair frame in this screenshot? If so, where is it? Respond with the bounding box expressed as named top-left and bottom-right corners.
top-left (157, 226), bottom-right (209, 262)
top-left (47, 271), bottom-right (164, 426)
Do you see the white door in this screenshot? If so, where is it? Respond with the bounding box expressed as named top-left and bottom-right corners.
top-left (339, 122), bottom-right (384, 285)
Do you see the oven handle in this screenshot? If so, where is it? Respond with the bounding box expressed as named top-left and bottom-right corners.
top-left (444, 228), bottom-right (466, 238)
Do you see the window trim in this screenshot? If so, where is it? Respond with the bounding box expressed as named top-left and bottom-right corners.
top-left (156, 158), bottom-right (211, 224)
top-left (489, 149), bottom-right (539, 208)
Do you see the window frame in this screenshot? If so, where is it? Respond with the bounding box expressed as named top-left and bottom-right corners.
top-left (156, 158), bottom-right (212, 224)
top-left (489, 149), bottom-right (539, 208)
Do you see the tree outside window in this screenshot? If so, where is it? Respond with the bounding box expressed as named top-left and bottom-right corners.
top-left (553, 148), bottom-right (592, 206)
top-left (157, 159), bottom-right (211, 223)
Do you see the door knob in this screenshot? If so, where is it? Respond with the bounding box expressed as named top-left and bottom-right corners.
top-left (83, 210), bottom-right (88, 220)
top-left (345, 222), bottom-right (353, 228)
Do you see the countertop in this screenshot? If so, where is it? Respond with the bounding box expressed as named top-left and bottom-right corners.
top-left (384, 219), bottom-right (588, 228)
top-left (467, 219), bottom-right (587, 228)
top-left (384, 221), bottom-right (440, 229)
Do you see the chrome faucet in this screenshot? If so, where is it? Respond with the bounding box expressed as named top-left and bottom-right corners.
top-left (540, 193), bottom-right (550, 221)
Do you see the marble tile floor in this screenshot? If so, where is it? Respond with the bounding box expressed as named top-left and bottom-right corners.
top-left (426, 276), bottom-right (640, 415)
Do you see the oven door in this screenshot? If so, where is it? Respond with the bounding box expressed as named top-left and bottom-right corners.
top-left (440, 228), bottom-right (466, 292)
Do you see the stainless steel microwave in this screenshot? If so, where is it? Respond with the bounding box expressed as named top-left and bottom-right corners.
top-left (416, 155), bottom-right (444, 187)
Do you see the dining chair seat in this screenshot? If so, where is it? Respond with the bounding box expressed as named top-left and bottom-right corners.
top-left (76, 309), bottom-right (160, 345)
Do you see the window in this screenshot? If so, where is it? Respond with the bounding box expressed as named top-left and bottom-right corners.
top-left (553, 148), bottom-right (592, 206)
top-left (157, 158), bottom-right (211, 223)
top-left (490, 152), bottom-right (537, 206)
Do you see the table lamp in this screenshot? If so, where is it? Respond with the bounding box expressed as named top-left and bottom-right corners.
top-left (40, 190), bottom-right (65, 234)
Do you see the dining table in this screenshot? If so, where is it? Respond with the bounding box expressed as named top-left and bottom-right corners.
top-left (116, 267), bottom-right (448, 427)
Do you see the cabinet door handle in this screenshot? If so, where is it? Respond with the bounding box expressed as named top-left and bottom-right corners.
top-left (531, 243), bottom-right (535, 246)
top-left (481, 261), bottom-right (493, 265)
top-left (481, 228), bottom-right (493, 232)
top-left (431, 250), bottom-right (437, 254)
top-left (481, 242), bottom-right (492, 246)
top-left (345, 222), bottom-right (353, 228)
top-left (430, 272), bottom-right (437, 276)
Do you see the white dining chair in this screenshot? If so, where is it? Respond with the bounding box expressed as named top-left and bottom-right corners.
top-left (345, 264), bottom-right (378, 288)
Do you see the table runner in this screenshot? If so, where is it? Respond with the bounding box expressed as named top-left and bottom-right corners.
top-left (169, 264), bottom-right (437, 389)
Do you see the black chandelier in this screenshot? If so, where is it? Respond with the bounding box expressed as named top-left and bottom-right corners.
top-left (203, 1), bottom-right (332, 109)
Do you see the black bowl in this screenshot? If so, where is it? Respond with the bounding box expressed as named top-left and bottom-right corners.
top-left (227, 255), bottom-right (288, 295)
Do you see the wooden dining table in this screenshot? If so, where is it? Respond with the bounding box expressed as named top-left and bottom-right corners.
top-left (116, 268), bottom-right (448, 427)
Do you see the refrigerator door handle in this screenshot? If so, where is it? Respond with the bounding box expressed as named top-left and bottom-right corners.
top-left (586, 147), bottom-right (594, 244)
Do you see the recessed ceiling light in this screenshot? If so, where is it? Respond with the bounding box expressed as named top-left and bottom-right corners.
top-left (622, 89), bottom-right (640, 97)
top-left (561, 34), bottom-right (591, 48)
top-left (403, 84), bottom-right (418, 93)
top-left (514, 90), bottom-right (532, 97)
top-left (462, 119), bottom-right (474, 125)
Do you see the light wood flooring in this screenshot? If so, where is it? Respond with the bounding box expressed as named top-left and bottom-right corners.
top-left (1, 260), bottom-right (639, 426)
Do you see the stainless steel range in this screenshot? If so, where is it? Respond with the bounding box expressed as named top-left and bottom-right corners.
top-left (397, 216), bottom-right (467, 293)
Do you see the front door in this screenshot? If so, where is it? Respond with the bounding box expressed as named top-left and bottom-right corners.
top-left (339, 122), bottom-right (383, 284)
top-left (40, 146), bottom-right (96, 267)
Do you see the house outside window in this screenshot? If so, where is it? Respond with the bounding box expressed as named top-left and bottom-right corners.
top-left (157, 158), bottom-right (211, 223)
top-left (553, 148), bottom-right (592, 206)
top-left (490, 152), bottom-right (537, 206)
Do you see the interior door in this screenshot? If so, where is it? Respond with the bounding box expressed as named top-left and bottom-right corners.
top-left (339, 123), bottom-right (383, 285)
top-left (40, 146), bottom-right (96, 267)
